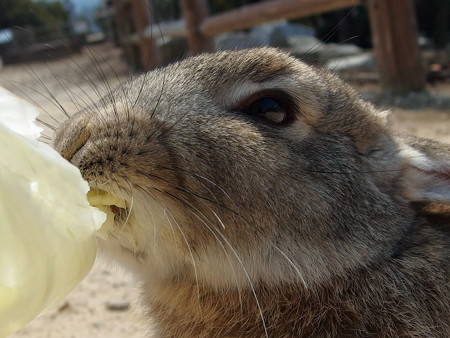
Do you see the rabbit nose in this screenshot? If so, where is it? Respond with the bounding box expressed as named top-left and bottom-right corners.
top-left (53, 113), bottom-right (92, 163)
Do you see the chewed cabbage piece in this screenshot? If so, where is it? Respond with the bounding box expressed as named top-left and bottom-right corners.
top-left (0, 88), bottom-right (106, 337)
top-left (87, 189), bottom-right (127, 208)
top-left (87, 190), bottom-right (127, 239)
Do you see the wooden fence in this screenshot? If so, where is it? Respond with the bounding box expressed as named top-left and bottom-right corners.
top-left (112, 0), bottom-right (425, 93)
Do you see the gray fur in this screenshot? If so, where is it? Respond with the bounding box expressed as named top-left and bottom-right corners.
top-left (54, 48), bottom-right (449, 337)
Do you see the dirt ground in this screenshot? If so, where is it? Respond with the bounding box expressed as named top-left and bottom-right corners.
top-left (1, 43), bottom-right (449, 338)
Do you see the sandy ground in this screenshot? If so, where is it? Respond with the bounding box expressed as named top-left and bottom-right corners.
top-left (1, 43), bottom-right (449, 338)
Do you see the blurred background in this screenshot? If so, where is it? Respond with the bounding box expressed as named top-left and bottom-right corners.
top-left (1, 1), bottom-right (450, 84)
top-left (1, 1), bottom-right (449, 337)
top-left (1, 1), bottom-right (450, 118)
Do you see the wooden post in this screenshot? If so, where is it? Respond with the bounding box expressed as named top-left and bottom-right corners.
top-left (112, 0), bottom-right (136, 69)
top-left (180, 0), bottom-right (214, 55)
top-left (367, 0), bottom-right (425, 92)
top-left (130, 0), bottom-right (161, 70)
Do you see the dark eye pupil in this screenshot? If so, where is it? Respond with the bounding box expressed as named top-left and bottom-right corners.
top-left (250, 97), bottom-right (281, 114)
top-left (248, 97), bottom-right (287, 124)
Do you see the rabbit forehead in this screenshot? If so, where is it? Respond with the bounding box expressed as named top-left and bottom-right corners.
top-left (136, 49), bottom-right (327, 126)
top-left (160, 48), bottom-right (322, 93)
top-left (184, 47), bottom-right (300, 80)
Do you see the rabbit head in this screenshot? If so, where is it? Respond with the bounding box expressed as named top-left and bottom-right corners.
top-left (53, 48), bottom-right (450, 290)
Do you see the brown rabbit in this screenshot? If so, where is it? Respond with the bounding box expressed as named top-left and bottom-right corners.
top-left (53, 48), bottom-right (449, 337)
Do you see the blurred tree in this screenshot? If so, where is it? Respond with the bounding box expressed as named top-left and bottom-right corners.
top-left (0, 0), bottom-right (68, 29)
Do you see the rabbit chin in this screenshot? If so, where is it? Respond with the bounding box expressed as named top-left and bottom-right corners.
top-left (94, 198), bottom-right (261, 289)
top-left (94, 192), bottom-right (354, 291)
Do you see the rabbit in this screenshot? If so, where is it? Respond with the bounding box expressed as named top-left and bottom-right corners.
top-left (53, 48), bottom-right (449, 337)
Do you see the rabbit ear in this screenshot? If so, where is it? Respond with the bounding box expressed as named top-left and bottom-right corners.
top-left (399, 136), bottom-right (450, 204)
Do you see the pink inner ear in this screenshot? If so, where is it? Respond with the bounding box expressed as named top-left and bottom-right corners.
top-left (398, 137), bottom-right (450, 204)
top-left (409, 166), bottom-right (450, 204)
top-left (418, 168), bottom-right (450, 182)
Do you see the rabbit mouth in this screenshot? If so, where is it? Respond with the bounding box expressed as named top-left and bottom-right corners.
top-left (87, 189), bottom-right (127, 211)
top-left (108, 204), bottom-right (124, 216)
top-left (87, 189), bottom-right (131, 234)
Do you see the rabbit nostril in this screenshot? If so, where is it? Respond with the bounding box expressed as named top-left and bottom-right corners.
top-left (64, 130), bottom-right (90, 162)
top-left (54, 114), bottom-right (92, 162)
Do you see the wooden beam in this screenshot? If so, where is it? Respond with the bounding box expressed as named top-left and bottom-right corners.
top-left (367, 0), bottom-right (425, 92)
top-left (180, 0), bottom-right (214, 54)
top-left (199, 0), bottom-right (361, 37)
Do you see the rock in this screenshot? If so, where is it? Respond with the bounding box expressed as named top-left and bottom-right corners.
top-left (105, 301), bottom-right (130, 312)
top-left (215, 32), bottom-right (265, 51)
top-left (319, 43), bottom-right (363, 59)
top-left (57, 301), bottom-right (71, 312)
top-left (289, 35), bottom-right (324, 63)
top-left (251, 20), bottom-right (315, 47)
top-left (361, 91), bottom-right (450, 110)
top-left (92, 322), bottom-right (104, 329)
top-left (158, 36), bottom-right (189, 66)
top-left (325, 52), bottom-right (374, 71)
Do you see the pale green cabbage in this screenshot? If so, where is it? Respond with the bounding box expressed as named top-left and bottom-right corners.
top-left (0, 88), bottom-right (105, 337)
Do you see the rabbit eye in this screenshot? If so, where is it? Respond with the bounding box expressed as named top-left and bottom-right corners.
top-left (247, 97), bottom-right (289, 125)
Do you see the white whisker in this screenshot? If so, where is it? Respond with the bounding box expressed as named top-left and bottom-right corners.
top-left (188, 207), bottom-right (268, 338)
top-left (120, 194), bottom-right (134, 231)
top-left (271, 242), bottom-right (307, 287)
top-left (164, 209), bottom-right (204, 318)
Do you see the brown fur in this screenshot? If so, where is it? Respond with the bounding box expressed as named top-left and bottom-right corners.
top-left (53, 48), bottom-right (450, 337)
